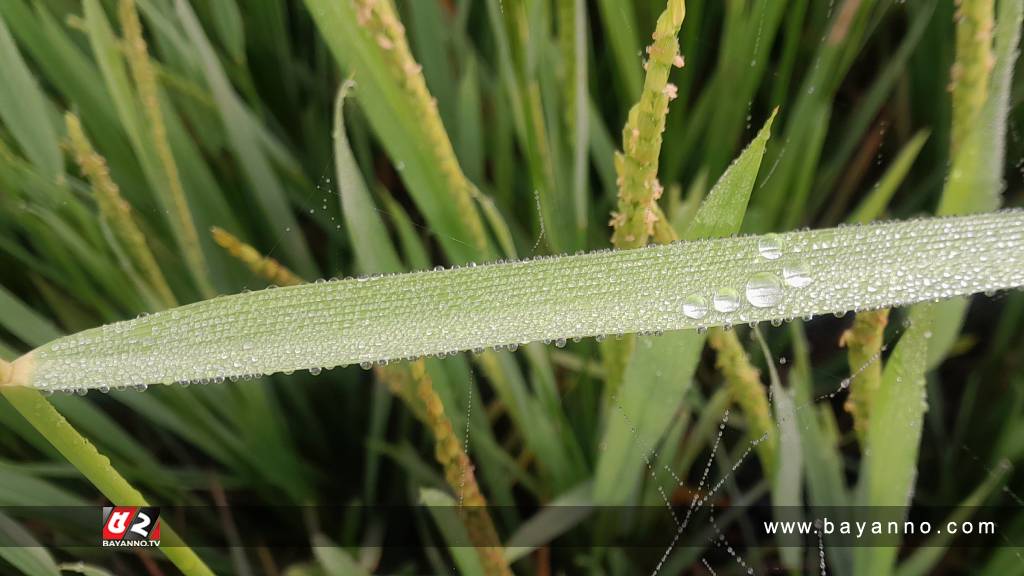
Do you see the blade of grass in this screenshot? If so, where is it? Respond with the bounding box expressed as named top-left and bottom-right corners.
top-left (333, 80), bottom-right (403, 276)
top-left (334, 83), bottom-right (512, 571)
top-left (503, 481), bottom-right (592, 562)
top-left (0, 14), bottom-right (62, 180)
top-left (65, 112), bottom-right (177, 308)
top-left (928, 0), bottom-right (1021, 368)
top-left (848, 131), bottom-right (930, 224)
top-left (4, 211), bottom-right (1024, 392)
top-left (894, 459), bottom-right (1012, 576)
top-left (419, 488), bottom-right (487, 576)
top-left (594, 0), bottom-right (641, 105)
top-left (853, 305), bottom-right (934, 576)
top-left (791, 322), bottom-right (852, 576)
top-left (754, 328), bottom-right (802, 571)
top-left (0, 284), bottom-right (61, 348)
top-left (120, 0), bottom-right (215, 297)
top-left (0, 512), bottom-right (60, 576)
top-left (0, 388), bottom-right (213, 575)
top-left (305, 0), bottom-right (493, 264)
top-left (173, 0), bottom-right (316, 279)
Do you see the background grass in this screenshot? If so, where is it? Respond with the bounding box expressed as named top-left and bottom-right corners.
top-left (0, 0), bottom-right (1023, 574)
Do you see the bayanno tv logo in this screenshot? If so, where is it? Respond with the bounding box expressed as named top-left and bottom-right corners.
top-left (101, 506), bottom-right (161, 547)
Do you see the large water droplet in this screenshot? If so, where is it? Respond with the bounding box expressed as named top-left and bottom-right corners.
top-left (712, 288), bottom-right (741, 313)
top-left (757, 234), bottom-right (782, 260)
top-left (782, 261), bottom-right (813, 288)
top-left (682, 294), bottom-right (709, 319)
top-left (745, 272), bottom-right (783, 308)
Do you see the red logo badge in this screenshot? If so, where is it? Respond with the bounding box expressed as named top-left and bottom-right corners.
top-left (102, 506), bottom-right (161, 547)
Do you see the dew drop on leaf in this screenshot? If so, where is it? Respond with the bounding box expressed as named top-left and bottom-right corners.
top-left (757, 234), bottom-right (783, 260)
top-left (682, 294), bottom-right (709, 319)
top-left (745, 272), bottom-right (783, 308)
top-left (782, 261), bottom-right (813, 288)
top-left (712, 288), bottom-right (741, 313)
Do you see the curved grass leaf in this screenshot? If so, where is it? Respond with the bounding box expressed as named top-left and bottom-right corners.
top-left (305, 0), bottom-right (492, 264)
top-left (2, 211), bottom-right (1023, 392)
top-left (0, 512), bottom-right (59, 576)
top-left (0, 15), bottom-right (62, 180)
top-left (853, 305), bottom-right (935, 576)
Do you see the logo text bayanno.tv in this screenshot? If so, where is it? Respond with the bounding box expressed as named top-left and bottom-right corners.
top-left (101, 506), bottom-right (161, 547)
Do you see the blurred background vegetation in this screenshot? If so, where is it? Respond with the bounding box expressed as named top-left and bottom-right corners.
top-left (0, 0), bottom-right (1022, 574)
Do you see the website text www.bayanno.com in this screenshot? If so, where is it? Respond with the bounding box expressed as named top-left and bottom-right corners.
top-left (764, 518), bottom-right (997, 539)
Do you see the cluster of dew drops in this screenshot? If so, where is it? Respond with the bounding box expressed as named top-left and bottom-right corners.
top-left (679, 234), bottom-right (814, 330)
top-left (38, 233), bottom-right (821, 396)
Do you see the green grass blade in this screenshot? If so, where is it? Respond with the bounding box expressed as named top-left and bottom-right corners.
top-left (893, 459), bottom-right (1011, 576)
top-left (0, 14), bottom-right (62, 180)
top-left (57, 563), bottom-right (116, 576)
top-left (0, 388), bottom-right (213, 576)
top-left (853, 305), bottom-right (935, 576)
top-left (594, 0), bottom-right (641, 104)
top-left (593, 330), bottom-right (702, 505)
top-left (928, 0), bottom-right (1021, 368)
top-left (174, 0), bottom-right (316, 278)
top-left (848, 131), bottom-right (930, 224)
top-left (939, 0), bottom-right (1021, 216)
top-left (418, 488), bottom-right (486, 576)
top-left (334, 80), bottom-right (403, 275)
top-left (504, 481), bottom-right (592, 562)
top-left (208, 0), bottom-right (245, 65)
top-left (0, 284), bottom-right (61, 347)
top-left (305, 0), bottom-right (492, 264)
top-left (791, 322), bottom-right (852, 576)
top-left (0, 512), bottom-right (60, 576)
top-left (683, 110), bottom-right (776, 241)
top-left (6, 213), bottom-right (1021, 390)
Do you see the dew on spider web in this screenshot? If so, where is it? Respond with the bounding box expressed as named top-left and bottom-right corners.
top-left (875, 121), bottom-right (889, 166)
top-left (756, 141), bottom-right (786, 192)
top-left (650, 411), bottom-right (765, 575)
top-left (749, 2), bottom-right (766, 69)
top-left (531, 189), bottom-right (546, 254)
top-left (816, 520), bottom-right (828, 576)
top-left (649, 409), bottom-right (731, 576)
top-left (458, 372), bottom-right (474, 507)
top-left (610, 395), bottom-right (682, 528)
top-left (706, 509), bottom-right (755, 576)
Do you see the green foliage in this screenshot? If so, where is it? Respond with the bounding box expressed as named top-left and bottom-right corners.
top-left (0, 0), bottom-right (1022, 574)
